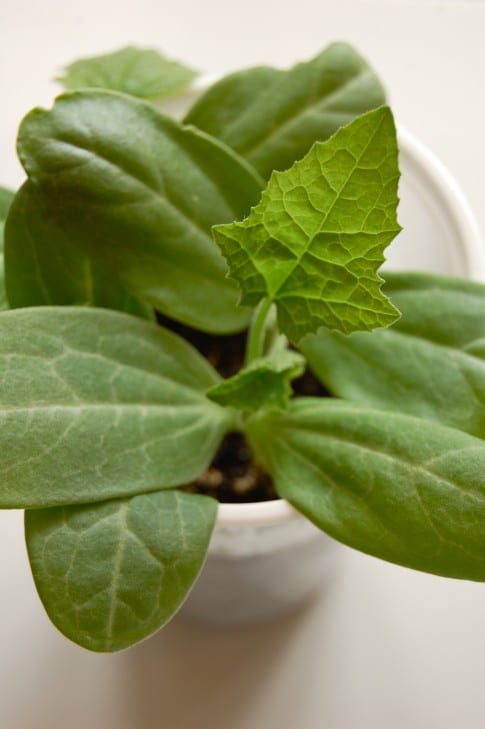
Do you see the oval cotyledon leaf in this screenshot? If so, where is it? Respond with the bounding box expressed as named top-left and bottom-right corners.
top-left (26, 489), bottom-right (217, 652)
top-left (16, 90), bottom-right (264, 333)
top-left (0, 307), bottom-right (233, 508)
top-left (5, 181), bottom-right (152, 319)
top-left (301, 272), bottom-right (485, 438)
top-left (185, 41), bottom-right (387, 179)
top-left (247, 398), bottom-right (485, 581)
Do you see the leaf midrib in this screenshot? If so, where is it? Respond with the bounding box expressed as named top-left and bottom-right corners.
top-left (238, 67), bottom-right (370, 159)
top-left (269, 112), bottom-right (385, 301)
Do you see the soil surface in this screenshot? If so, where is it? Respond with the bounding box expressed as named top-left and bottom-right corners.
top-left (157, 312), bottom-right (328, 502)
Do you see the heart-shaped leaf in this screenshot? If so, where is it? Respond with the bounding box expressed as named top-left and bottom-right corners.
top-left (214, 107), bottom-right (401, 343)
top-left (301, 272), bottom-right (485, 438)
top-left (17, 90), bottom-right (264, 333)
top-left (185, 42), bottom-right (386, 179)
top-left (26, 489), bottom-right (217, 652)
top-left (248, 398), bottom-right (485, 581)
top-left (0, 307), bottom-right (232, 508)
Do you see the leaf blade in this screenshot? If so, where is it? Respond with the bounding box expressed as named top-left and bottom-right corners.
top-left (207, 347), bottom-right (305, 412)
top-left (0, 186), bottom-right (15, 311)
top-left (301, 272), bottom-right (485, 438)
top-left (185, 42), bottom-right (386, 178)
top-left (214, 106), bottom-right (401, 343)
top-left (0, 307), bottom-right (231, 508)
top-left (248, 399), bottom-right (485, 581)
top-left (26, 489), bottom-right (217, 651)
top-left (5, 182), bottom-right (152, 319)
top-left (57, 46), bottom-right (197, 101)
top-left (16, 90), bottom-right (264, 333)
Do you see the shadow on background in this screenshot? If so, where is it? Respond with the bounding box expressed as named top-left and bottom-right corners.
top-left (122, 597), bottom-right (320, 729)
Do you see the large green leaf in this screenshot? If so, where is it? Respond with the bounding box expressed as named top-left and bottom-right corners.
top-left (301, 272), bottom-right (485, 438)
top-left (4, 181), bottom-right (152, 319)
top-left (17, 90), bottom-right (264, 333)
top-left (213, 107), bottom-right (401, 343)
top-left (26, 489), bottom-right (216, 652)
top-left (0, 307), bottom-right (232, 508)
top-left (185, 42), bottom-right (386, 179)
top-left (57, 46), bottom-right (197, 101)
top-left (0, 186), bottom-right (15, 311)
top-left (248, 399), bottom-right (485, 581)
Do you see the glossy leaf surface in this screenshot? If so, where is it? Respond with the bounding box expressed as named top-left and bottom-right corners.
top-left (185, 42), bottom-right (386, 179)
top-left (248, 399), bottom-right (485, 580)
top-left (26, 489), bottom-right (216, 651)
top-left (17, 91), bottom-right (264, 332)
top-left (5, 182), bottom-right (151, 318)
top-left (0, 307), bottom-right (231, 507)
top-left (214, 107), bottom-right (401, 343)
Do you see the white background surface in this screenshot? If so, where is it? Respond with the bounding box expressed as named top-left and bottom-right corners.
top-left (1, 2), bottom-right (485, 728)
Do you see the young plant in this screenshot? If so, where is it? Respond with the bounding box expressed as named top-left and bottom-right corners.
top-left (1, 42), bottom-right (484, 653)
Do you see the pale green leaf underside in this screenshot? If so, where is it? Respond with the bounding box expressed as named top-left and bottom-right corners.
top-left (57, 46), bottom-right (197, 101)
top-left (214, 106), bottom-right (401, 343)
top-left (26, 489), bottom-right (217, 652)
top-left (248, 399), bottom-right (485, 581)
top-left (207, 347), bottom-right (304, 411)
top-left (5, 182), bottom-right (151, 319)
top-left (302, 272), bottom-right (485, 438)
top-left (0, 186), bottom-right (15, 311)
top-left (17, 90), bottom-right (264, 333)
top-left (185, 41), bottom-right (386, 179)
top-left (0, 307), bottom-right (231, 508)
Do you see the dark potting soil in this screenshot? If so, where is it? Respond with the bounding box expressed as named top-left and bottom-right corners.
top-left (157, 312), bottom-right (328, 502)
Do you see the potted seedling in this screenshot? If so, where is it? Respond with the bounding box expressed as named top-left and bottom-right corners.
top-left (0, 42), bottom-right (484, 652)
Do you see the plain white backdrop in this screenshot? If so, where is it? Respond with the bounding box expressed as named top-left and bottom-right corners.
top-left (1, 2), bottom-right (485, 728)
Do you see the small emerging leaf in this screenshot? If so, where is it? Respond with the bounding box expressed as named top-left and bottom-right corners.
top-left (0, 307), bottom-right (231, 508)
top-left (214, 107), bottom-right (401, 343)
top-left (26, 489), bottom-right (217, 652)
top-left (248, 399), bottom-right (485, 581)
top-left (207, 347), bottom-right (305, 412)
top-left (301, 272), bottom-right (485, 439)
top-left (185, 42), bottom-right (386, 179)
top-left (57, 46), bottom-right (197, 101)
top-left (5, 182), bottom-right (152, 319)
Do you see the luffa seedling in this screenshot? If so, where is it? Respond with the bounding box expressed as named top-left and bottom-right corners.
top-left (0, 42), bottom-right (484, 652)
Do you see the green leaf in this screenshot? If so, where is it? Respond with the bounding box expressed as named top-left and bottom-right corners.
top-left (0, 186), bottom-right (15, 311)
top-left (213, 107), bottom-right (401, 343)
top-left (25, 489), bottom-right (217, 652)
top-left (0, 186), bottom-right (14, 242)
top-left (57, 46), bottom-right (197, 101)
top-left (301, 272), bottom-right (485, 439)
top-left (207, 346), bottom-right (305, 412)
top-left (185, 42), bottom-right (386, 179)
top-left (17, 90), bottom-right (264, 333)
top-left (248, 399), bottom-right (485, 581)
top-left (4, 182), bottom-right (152, 319)
top-left (0, 307), bottom-right (232, 508)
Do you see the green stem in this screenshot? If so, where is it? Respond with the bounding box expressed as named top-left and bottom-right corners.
top-left (245, 298), bottom-right (273, 365)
